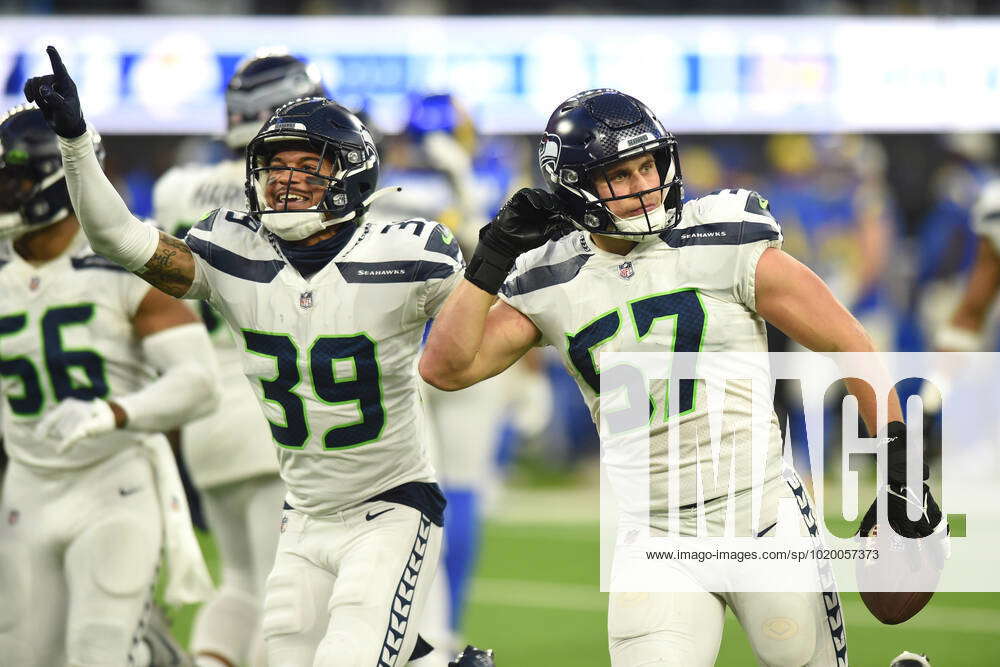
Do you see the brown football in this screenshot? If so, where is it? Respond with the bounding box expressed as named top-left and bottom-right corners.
top-left (859, 590), bottom-right (934, 625)
top-left (855, 526), bottom-right (945, 625)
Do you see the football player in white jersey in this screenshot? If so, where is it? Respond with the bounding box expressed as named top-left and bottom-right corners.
top-left (0, 105), bottom-right (220, 665)
top-left (935, 180), bottom-right (1000, 351)
top-left (421, 89), bottom-right (945, 666)
top-left (153, 50), bottom-right (327, 667)
top-left (27, 47), bottom-right (464, 666)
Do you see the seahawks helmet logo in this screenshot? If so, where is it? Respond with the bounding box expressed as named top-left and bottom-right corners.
top-left (538, 133), bottom-right (561, 184)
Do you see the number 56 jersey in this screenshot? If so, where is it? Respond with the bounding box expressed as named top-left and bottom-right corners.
top-left (0, 233), bottom-right (156, 470)
top-left (183, 211), bottom-right (464, 516)
top-left (500, 189), bottom-right (785, 510)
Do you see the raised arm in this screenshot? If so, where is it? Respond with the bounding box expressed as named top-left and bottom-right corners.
top-left (937, 237), bottom-right (1000, 349)
top-left (25, 46), bottom-right (200, 298)
top-left (420, 188), bottom-right (568, 390)
top-left (420, 282), bottom-right (541, 391)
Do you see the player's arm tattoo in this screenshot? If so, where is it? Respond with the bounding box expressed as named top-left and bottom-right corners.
top-left (138, 231), bottom-right (196, 297)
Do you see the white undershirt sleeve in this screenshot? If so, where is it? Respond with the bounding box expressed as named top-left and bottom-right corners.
top-left (114, 322), bottom-right (222, 432)
top-left (57, 129), bottom-right (160, 272)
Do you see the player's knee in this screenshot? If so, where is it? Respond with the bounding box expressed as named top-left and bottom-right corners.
top-left (262, 573), bottom-right (317, 640)
top-left (752, 615), bottom-right (816, 667)
top-left (313, 615), bottom-right (385, 667)
top-left (77, 517), bottom-right (159, 597)
top-left (191, 586), bottom-right (260, 657)
top-left (0, 545), bottom-right (27, 631)
top-left (67, 621), bottom-right (131, 666)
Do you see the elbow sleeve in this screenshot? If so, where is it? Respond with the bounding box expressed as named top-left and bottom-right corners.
top-left (115, 323), bottom-right (222, 432)
top-left (58, 130), bottom-right (159, 272)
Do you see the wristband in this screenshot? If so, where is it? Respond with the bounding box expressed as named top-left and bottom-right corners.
top-left (465, 242), bottom-right (515, 295)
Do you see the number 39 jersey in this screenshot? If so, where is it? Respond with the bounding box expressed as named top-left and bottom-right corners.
top-left (0, 233), bottom-right (156, 470)
top-left (500, 189), bottom-right (785, 508)
top-left (183, 210), bottom-right (464, 516)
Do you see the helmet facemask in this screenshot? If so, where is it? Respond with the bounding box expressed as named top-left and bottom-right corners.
top-left (546, 137), bottom-right (683, 241)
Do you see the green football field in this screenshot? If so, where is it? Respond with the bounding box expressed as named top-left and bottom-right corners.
top-left (166, 484), bottom-right (1000, 666)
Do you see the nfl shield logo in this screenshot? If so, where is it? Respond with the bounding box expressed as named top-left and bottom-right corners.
top-left (618, 261), bottom-right (634, 281)
top-left (299, 291), bottom-right (314, 309)
top-left (29, 276), bottom-right (40, 291)
top-left (7, 510), bottom-right (18, 525)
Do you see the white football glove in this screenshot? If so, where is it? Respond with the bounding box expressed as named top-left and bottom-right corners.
top-left (35, 398), bottom-right (117, 453)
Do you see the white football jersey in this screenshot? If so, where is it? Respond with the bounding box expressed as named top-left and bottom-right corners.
top-left (152, 159), bottom-right (279, 488)
top-left (183, 210), bottom-right (464, 515)
top-left (500, 189), bottom-right (785, 508)
top-left (0, 232), bottom-right (156, 469)
top-left (972, 179), bottom-right (1000, 253)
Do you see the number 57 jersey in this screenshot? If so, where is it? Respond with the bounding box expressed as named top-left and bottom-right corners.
top-left (500, 189), bottom-right (785, 510)
top-left (183, 210), bottom-right (464, 516)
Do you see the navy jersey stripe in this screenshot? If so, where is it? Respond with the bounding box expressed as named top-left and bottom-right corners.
top-left (423, 225), bottom-right (461, 261)
top-left (193, 208), bottom-right (219, 233)
top-left (336, 260), bottom-right (454, 283)
top-left (186, 234), bottom-right (284, 283)
top-left (71, 255), bottom-right (130, 273)
top-left (743, 191), bottom-right (775, 219)
top-left (500, 253), bottom-right (591, 298)
top-left (661, 221), bottom-right (780, 248)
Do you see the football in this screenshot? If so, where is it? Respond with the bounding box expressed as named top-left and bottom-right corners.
top-left (856, 526), bottom-right (947, 624)
top-left (859, 589), bottom-right (934, 625)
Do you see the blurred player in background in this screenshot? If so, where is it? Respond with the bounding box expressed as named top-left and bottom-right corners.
top-left (910, 134), bottom-right (999, 352)
top-left (765, 134), bottom-right (899, 351)
top-left (371, 93), bottom-right (552, 648)
top-left (0, 104), bottom-right (219, 665)
top-left (152, 49), bottom-right (326, 667)
top-left (27, 46), bottom-right (467, 666)
top-left (935, 175), bottom-right (1000, 351)
top-left (422, 88), bottom-right (946, 666)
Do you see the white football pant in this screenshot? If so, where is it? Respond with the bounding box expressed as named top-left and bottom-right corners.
top-left (263, 501), bottom-right (442, 667)
top-left (0, 446), bottom-right (162, 666)
top-left (608, 475), bottom-right (847, 666)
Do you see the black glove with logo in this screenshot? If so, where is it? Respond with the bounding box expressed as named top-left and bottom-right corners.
top-left (465, 188), bottom-right (573, 295)
top-left (23, 46), bottom-right (87, 139)
top-left (858, 421), bottom-right (944, 539)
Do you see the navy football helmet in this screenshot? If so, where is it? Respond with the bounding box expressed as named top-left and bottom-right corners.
top-left (245, 97), bottom-right (382, 241)
top-left (0, 104), bottom-right (103, 240)
top-left (225, 49), bottom-right (328, 149)
top-left (538, 89), bottom-right (683, 238)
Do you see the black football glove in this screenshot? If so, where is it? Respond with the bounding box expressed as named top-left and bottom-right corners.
top-left (449, 645), bottom-right (496, 667)
top-left (465, 187), bottom-right (573, 294)
top-left (858, 421), bottom-right (944, 539)
top-left (23, 46), bottom-right (87, 139)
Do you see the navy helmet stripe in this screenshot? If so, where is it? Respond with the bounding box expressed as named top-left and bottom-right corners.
top-left (337, 260), bottom-right (454, 283)
top-left (71, 255), bottom-right (130, 273)
top-left (186, 235), bottom-right (284, 283)
top-left (500, 253), bottom-right (591, 298)
top-left (661, 221), bottom-right (780, 248)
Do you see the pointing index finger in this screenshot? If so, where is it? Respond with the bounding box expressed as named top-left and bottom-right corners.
top-left (46, 45), bottom-right (69, 79)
